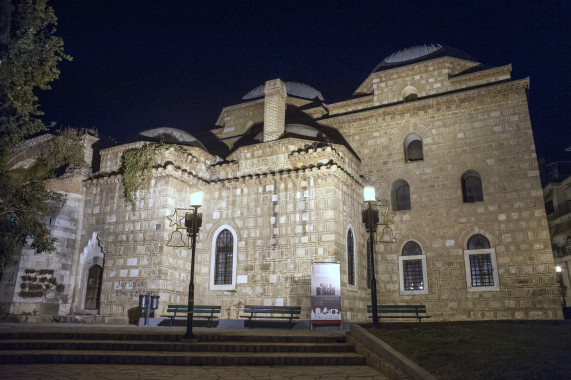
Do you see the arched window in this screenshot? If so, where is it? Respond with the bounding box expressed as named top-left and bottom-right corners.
top-left (404, 133), bottom-right (423, 162)
top-left (462, 170), bottom-right (484, 203)
top-left (398, 241), bottom-right (428, 294)
top-left (392, 180), bottom-right (411, 211)
top-left (210, 226), bottom-right (238, 290)
top-left (347, 227), bottom-right (355, 286)
top-left (464, 234), bottom-right (499, 291)
top-left (214, 229), bottom-right (233, 285)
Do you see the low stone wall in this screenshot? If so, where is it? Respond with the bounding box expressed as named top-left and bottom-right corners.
top-left (348, 324), bottom-right (435, 380)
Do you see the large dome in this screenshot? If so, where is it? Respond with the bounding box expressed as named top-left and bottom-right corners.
top-left (371, 44), bottom-right (476, 73)
top-left (242, 82), bottom-right (324, 101)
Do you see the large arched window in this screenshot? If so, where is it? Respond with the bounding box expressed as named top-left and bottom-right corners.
top-left (398, 241), bottom-right (428, 294)
top-left (346, 227), bottom-right (356, 286)
top-left (462, 170), bottom-right (484, 203)
top-left (404, 133), bottom-right (423, 162)
top-left (210, 225), bottom-right (238, 290)
top-left (464, 234), bottom-right (499, 291)
top-left (392, 179), bottom-right (411, 211)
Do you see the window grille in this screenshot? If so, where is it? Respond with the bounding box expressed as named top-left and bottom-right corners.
top-left (403, 259), bottom-right (424, 290)
top-left (469, 254), bottom-right (494, 286)
top-left (214, 229), bottom-right (233, 285)
top-left (347, 229), bottom-right (355, 286)
top-left (402, 241), bottom-right (422, 256)
top-left (467, 234), bottom-right (490, 250)
top-left (401, 241), bottom-right (425, 291)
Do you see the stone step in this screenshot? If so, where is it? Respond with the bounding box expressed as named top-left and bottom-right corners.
top-left (0, 332), bottom-right (346, 344)
top-left (0, 339), bottom-right (355, 353)
top-left (0, 350), bottom-right (367, 366)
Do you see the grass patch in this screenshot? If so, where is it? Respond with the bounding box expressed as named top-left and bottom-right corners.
top-left (367, 321), bottom-right (571, 379)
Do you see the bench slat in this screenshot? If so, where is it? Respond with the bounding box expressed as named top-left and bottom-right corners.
top-left (367, 304), bottom-right (430, 323)
top-left (161, 304), bottom-right (221, 328)
top-left (240, 305), bottom-right (301, 329)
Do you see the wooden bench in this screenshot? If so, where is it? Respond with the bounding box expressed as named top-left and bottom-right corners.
top-left (368, 304), bottom-right (431, 323)
top-left (240, 305), bottom-right (301, 329)
top-left (161, 305), bottom-right (221, 327)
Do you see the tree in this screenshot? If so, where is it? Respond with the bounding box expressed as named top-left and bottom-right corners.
top-left (0, 0), bottom-right (72, 271)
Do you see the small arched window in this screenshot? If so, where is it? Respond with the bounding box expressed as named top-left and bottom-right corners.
top-left (392, 180), bottom-right (411, 211)
top-left (399, 241), bottom-right (428, 294)
top-left (347, 227), bottom-right (355, 286)
top-left (404, 133), bottom-right (423, 162)
top-left (462, 170), bottom-right (484, 203)
top-left (402, 86), bottom-right (418, 102)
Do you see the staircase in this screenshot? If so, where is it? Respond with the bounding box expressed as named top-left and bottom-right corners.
top-left (0, 328), bottom-right (367, 366)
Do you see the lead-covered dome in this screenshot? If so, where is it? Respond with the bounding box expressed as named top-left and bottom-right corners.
top-left (139, 127), bottom-right (207, 151)
top-left (371, 44), bottom-right (476, 73)
top-left (242, 82), bottom-right (324, 101)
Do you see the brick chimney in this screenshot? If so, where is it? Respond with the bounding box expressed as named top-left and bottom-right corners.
top-left (263, 79), bottom-right (287, 142)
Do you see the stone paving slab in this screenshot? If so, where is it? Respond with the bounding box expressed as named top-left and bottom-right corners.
top-left (0, 364), bottom-right (388, 380)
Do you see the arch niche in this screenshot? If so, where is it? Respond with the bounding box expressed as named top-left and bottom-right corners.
top-left (77, 233), bottom-right (105, 312)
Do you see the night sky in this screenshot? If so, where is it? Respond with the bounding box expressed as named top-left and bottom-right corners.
top-left (39, 1), bottom-right (570, 163)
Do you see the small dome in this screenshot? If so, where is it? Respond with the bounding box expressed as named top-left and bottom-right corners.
top-left (371, 44), bottom-right (476, 73)
top-left (242, 82), bottom-right (324, 101)
top-left (139, 127), bottom-right (207, 150)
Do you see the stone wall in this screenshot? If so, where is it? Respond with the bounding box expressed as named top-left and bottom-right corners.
top-left (324, 78), bottom-right (562, 320)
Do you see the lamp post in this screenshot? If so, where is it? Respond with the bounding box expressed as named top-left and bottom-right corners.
top-left (362, 186), bottom-right (380, 327)
top-left (184, 191), bottom-right (203, 339)
top-left (556, 266), bottom-right (567, 308)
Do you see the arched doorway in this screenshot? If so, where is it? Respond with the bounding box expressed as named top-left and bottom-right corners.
top-left (84, 265), bottom-right (102, 310)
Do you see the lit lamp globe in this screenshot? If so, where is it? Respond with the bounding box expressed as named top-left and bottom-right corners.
top-left (556, 266), bottom-right (562, 273)
top-left (190, 191), bottom-right (203, 207)
top-left (364, 186), bottom-right (376, 202)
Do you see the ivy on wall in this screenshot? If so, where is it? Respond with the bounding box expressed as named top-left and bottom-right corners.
top-left (121, 143), bottom-right (186, 209)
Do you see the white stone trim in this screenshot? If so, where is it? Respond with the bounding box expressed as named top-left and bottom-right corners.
top-left (210, 224), bottom-right (238, 291)
top-left (463, 248), bottom-right (500, 292)
top-left (345, 223), bottom-right (357, 289)
top-left (398, 254), bottom-right (428, 295)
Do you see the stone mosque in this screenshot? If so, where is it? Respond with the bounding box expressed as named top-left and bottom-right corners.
top-left (1, 44), bottom-right (563, 323)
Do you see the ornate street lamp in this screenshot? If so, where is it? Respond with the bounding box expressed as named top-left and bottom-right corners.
top-left (556, 266), bottom-right (567, 308)
top-left (167, 191), bottom-right (203, 339)
top-left (362, 186), bottom-right (397, 328)
top-left (362, 186), bottom-right (380, 326)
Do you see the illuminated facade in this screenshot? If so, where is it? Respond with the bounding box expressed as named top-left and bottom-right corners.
top-left (1, 45), bottom-right (563, 323)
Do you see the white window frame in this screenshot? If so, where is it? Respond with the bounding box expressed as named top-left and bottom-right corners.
top-left (463, 248), bottom-right (500, 292)
top-left (210, 225), bottom-right (238, 291)
top-left (346, 224), bottom-right (357, 289)
top-left (398, 254), bottom-right (428, 295)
